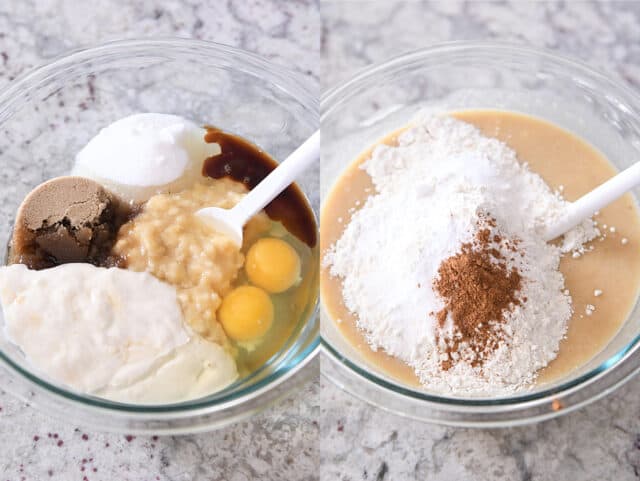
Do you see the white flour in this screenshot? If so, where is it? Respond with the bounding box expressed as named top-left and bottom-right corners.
top-left (324, 115), bottom-right (599, 396)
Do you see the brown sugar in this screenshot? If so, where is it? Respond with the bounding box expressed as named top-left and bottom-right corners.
top-left (8, 177), bottom-right (132, 269)
top-left (433, 219), bottom-right (522, 369)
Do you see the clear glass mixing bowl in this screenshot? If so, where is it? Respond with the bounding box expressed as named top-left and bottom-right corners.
top-left (0, 38), bottom-right (319, 434)
top-left (321, 42), bottom-right (640, 427)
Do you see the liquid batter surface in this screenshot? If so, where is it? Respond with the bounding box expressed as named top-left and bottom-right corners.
top-left (321, 110), bottom-right (640, 390)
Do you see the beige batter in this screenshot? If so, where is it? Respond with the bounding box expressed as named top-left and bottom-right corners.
top-left (321, 110), bottom-right (640, 389)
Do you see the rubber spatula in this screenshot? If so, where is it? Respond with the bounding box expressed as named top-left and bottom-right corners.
top-left (544, 161), bottom-right (640, 241)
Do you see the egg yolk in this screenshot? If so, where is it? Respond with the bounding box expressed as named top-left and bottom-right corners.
top-left (246, 238), bottom-right (301, 293)
top-left (218, 285), bottom-right (274, 342)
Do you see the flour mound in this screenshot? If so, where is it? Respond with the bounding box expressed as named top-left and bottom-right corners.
top-left (324, 115), bottom-right (598, 396)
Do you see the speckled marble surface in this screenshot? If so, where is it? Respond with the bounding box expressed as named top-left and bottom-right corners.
top-left (0, 1), bottom-right (319, 480)
top-left (320, 2), bottom-right (640, 481)
top-left (5, 1), bottom-right (640, 479)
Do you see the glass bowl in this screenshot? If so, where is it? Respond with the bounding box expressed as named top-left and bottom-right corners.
top-left (0, 38), bottom-right (319, 434)
top-left (321, 42), bottom-right (640, 427)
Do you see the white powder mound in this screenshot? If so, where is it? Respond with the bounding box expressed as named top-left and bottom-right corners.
top-left (73, 113), bottom-right (220, 203)
top-left (324, 115), bottom-right (599, 396)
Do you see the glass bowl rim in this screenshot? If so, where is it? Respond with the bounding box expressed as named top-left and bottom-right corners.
top-left (0, 37), bottom-right (318, 120)
top-left (0, 37), bottom-right (320, 416)
top-left (320, 40), bottom-right (640, 417)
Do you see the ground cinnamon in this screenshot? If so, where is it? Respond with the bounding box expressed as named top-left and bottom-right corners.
top-left (433, 219), bottom-right (522, 369)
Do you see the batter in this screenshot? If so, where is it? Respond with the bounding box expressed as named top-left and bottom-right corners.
top-left (321, 110), bottom-right (640, 390)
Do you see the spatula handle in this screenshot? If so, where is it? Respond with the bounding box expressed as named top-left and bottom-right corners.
top-left (236, 130), bottom-right (320, 225)
top-left (544, 161), bottom-right (640, 241)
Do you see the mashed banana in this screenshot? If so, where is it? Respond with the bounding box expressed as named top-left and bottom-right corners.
top-left (113, 179), bottom-right (269, 344)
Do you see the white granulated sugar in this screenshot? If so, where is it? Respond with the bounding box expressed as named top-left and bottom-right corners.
top-left (324, 115), bottom-right (598, 396)
top-left (594, 289), bottom-right (603, 297)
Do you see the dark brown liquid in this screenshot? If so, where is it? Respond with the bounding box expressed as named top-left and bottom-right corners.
top-left (202, 127), bottom-right (317, 248)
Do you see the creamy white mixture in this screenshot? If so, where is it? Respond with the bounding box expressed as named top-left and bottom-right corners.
top-left (98, 336), bottom-right (238, 404)
top-left (0, 264), bottom-right (237, 403)
top-left (324, 115), bottom-right (599, 395)
top-left (73, 113), bottom-right (220, 202)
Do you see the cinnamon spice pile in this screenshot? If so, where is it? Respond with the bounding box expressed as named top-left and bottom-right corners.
top-left (433, 218), bottom-right (522, 370)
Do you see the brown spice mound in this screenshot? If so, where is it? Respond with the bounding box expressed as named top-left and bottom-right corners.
top-left (433, 220), bottom-right (522, 370)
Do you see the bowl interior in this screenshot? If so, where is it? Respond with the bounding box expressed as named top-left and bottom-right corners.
top-left (321, 43), bottom-right (640, 407)
top-left (0, 40), bottom-right (319, 419)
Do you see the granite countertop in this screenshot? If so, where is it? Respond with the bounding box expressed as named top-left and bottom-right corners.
top-left (320, 2), bottom-right (640, 481)
top-left (4, 1), bottom-right (640, 480)
top-left (0, 1), bottom-right (319, 480)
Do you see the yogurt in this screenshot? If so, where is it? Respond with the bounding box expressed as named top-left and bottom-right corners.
top-left (0, 264), bottom-right (237, 403)
top-left (98, 336), bottom-right (238, 404)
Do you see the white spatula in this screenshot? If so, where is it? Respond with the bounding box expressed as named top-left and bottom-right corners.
top-left (196, 130), bottom-right (320, 245)
top-left (544, 161), bottom-right (640, 241)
